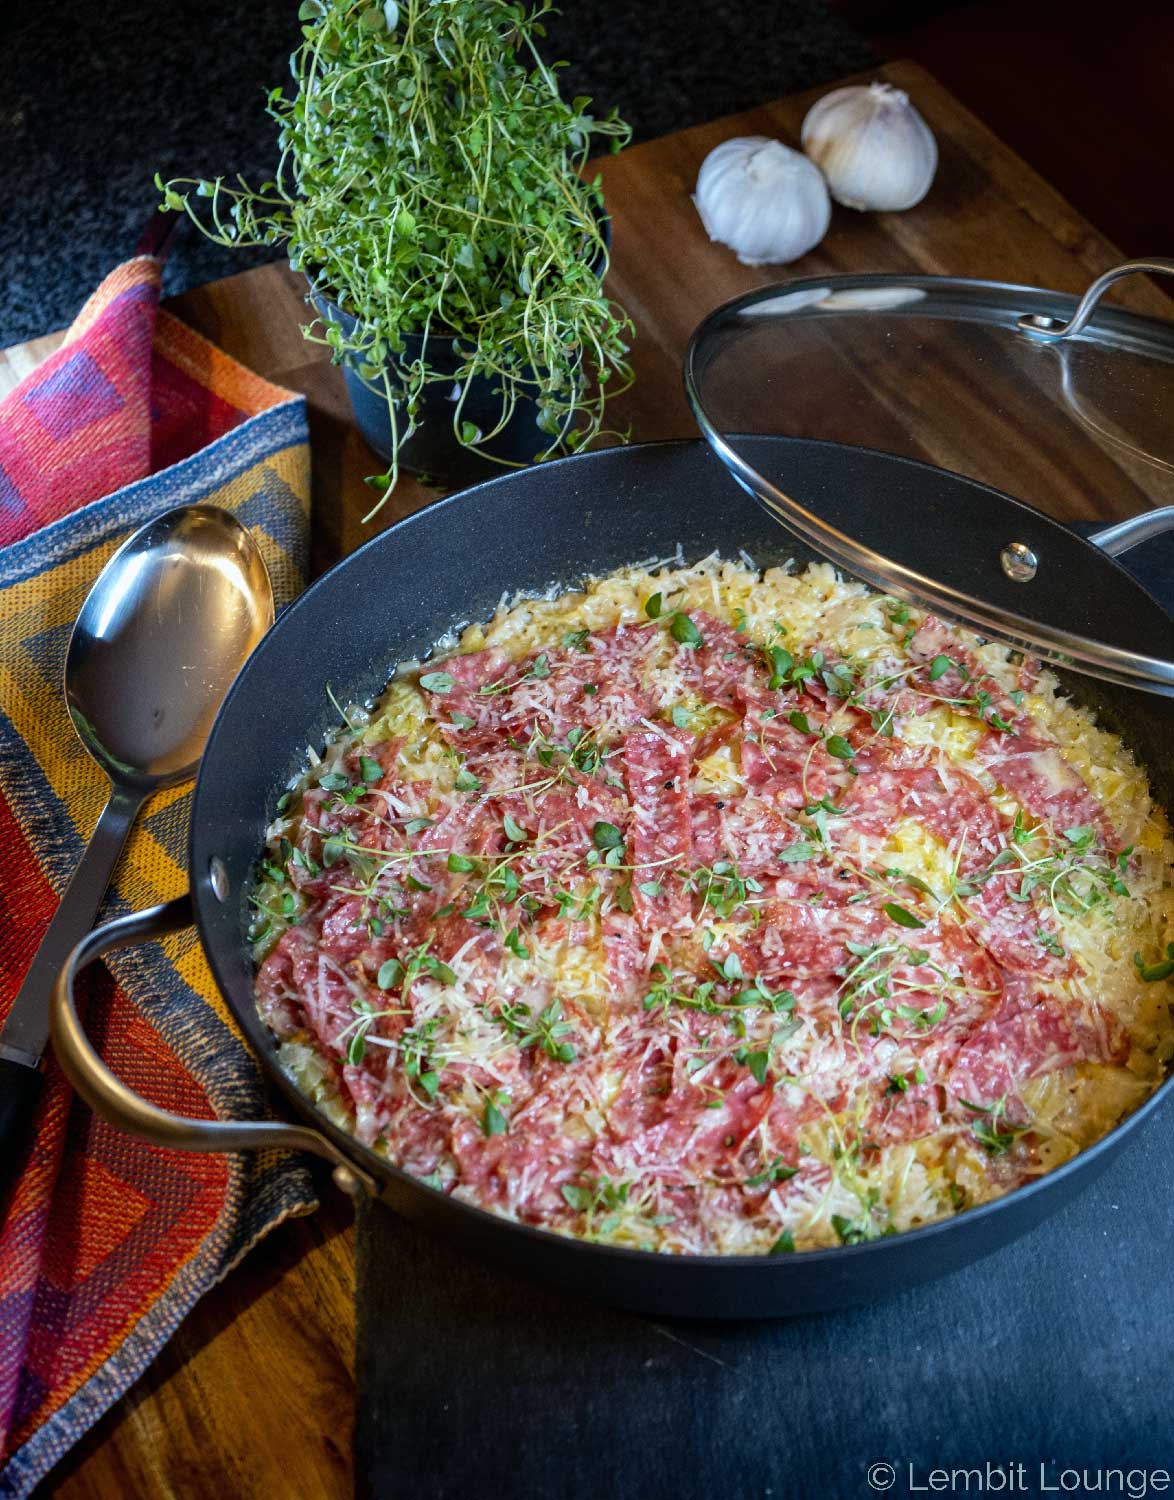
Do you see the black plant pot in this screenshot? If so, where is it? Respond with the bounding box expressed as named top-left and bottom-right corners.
top-left (311, 212), bottom-right (612, 487)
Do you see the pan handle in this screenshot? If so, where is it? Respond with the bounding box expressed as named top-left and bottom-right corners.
top-left (1086, 507), bottom-right (1174, 558)
top-left (1017, 257), bottom-right (1174, 339)
top-left (49, 895), bottom-right (378, 1199)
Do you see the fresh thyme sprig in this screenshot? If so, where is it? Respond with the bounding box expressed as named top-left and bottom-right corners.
top-left (156, 0), bottom-right (633, 507)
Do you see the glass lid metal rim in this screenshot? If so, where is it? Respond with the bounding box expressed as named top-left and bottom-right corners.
top-left (689, 270), bottom-right (1174, 359)
top-left (683, 263), bottom-right (1174, 697)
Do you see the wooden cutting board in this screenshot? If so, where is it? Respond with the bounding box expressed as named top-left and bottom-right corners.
top-left (17, 58), bottom-right (1169, 1500)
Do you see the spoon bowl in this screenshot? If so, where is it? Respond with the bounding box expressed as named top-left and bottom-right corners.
top-left (66, 506), bottom-right (275, 787)
top-left (0, 505), bottom-right (274, 1186)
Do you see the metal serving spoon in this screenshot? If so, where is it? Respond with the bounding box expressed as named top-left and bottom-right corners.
top-left (0, 505), bottom-right (274, 1189)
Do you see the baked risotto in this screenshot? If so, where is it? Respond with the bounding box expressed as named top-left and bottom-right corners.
top-left (252, 557), bottom-right (1174, 1254)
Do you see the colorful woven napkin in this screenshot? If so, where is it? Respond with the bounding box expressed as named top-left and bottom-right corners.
top-left (0, 256), bottom-right (319, 1498)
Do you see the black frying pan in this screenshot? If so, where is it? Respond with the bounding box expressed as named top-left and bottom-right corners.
top-left (51, 438), bottom-right (1174, 1319)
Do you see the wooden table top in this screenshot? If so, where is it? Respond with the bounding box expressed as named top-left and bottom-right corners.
top-left (10, 58), bottom-right (1169, 1499)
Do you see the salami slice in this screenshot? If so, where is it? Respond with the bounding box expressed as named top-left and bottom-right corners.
top-left (978, 735), bottom-right (1116, 847)
top-left (623, 730), bottom-right (693, 932)
top-left (947, 990), bottom-right (1123, 1109)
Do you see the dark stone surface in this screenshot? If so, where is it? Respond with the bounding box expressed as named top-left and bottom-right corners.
top-left (0, 0), bottom-right (874, 346)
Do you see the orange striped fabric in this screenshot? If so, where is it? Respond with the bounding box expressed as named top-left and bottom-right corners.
top-left (0, 257), bottom-right (318, 1498)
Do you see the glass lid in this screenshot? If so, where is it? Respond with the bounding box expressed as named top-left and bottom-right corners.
top-left (684, 260), bottom-right (1174, 696)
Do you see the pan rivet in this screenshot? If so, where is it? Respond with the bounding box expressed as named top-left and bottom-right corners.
top-left (332, 1164), bottom-right (364, 1198)
top-left (1000, 542), bottom-right (1038, 582)
top-left (209, 857), bottom-right (229, 902)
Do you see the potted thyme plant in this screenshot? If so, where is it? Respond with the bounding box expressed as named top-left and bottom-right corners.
top-left (157, 0), bottom-right (633, 504)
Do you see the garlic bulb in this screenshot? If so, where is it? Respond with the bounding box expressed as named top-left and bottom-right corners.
top-left (693, 137), bottom-right (830, 267)
top-left (801, 82), bottom-right (937, 212)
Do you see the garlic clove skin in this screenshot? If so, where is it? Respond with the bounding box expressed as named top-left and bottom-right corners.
top-left (801, 82), bottom-right (937, 213)
top-left (693, 136), bottom-right (831, 267)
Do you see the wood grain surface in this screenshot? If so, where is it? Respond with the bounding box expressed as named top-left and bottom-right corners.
top-left (6, 60), bottom-right (1167, 1499)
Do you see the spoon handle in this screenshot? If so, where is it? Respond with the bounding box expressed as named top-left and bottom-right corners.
top-left (0, 783), bottom-right (147, 1194)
